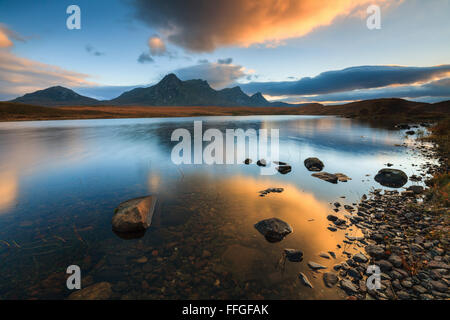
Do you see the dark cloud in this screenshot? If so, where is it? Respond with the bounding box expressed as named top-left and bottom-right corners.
top-left (218, 58), bottom-right (233, 64)
top-left (241, 65), bottom-right (450, 96)
top-left (85, 44), bottom-right (105, 56)
top-left (275, 77), bottom-right (450, 104)
top-left (137, 52), bottom-right (154, 64)
top-left (132, 0), bottom-right (380, 52)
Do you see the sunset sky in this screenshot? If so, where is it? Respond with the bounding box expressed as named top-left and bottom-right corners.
top-left (0, 0), bottom-right (449, 104)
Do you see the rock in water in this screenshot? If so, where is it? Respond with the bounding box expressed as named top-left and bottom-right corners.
top-left (298, 273), bottom-right (313, 288)
top-left (374, 168), bottom-right (408, 188)
top-left (68, 282), bottom-right (112, 300)
top-left (304, 157), bottom-right (324, 171)
top-left (307, 261), bottom-right (327, 270)
top-left (276, 165), bottom-right (292, 174)
top-left (244, 158), bottom-right (252, 164)
top-left (335, 173), bottom-right (351, 182)
top-left (311, 172), bottom-right (338, 184)
top-left (284, 249), bottom-right (303, 262)
top-left (254, 217), bottom-right (292, 242)
top-left (256, 159), bottom-right (267, 167)
top-left (112, 196), bottom-right (157, 233)
top-left (323, 272), bottom-right (338, 288)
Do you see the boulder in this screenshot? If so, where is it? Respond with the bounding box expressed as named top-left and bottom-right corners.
top-left (374, 168), bottom-right (408, 188)
top-left (244, 158), bottom-right (252, 164)
top-left (298, 273), bottom-right (313, 288)
top-left (407, 185), bottom-right (424, 194)
top-left (112, 195), bottom-right (157, 234)
top-left (254, 217), bottom-right (292, 242)
top-left (311, 172), bottom-right (338, 184)
top-left (304, 157), bottom-right (324, 171)
top-left (335, 173), bottom-right (351, 182)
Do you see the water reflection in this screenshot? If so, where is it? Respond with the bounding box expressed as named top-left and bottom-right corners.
top-left (0, 116), bottom-right (434, 299)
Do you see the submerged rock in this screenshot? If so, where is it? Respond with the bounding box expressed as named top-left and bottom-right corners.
top-left (298, 272), bottom-right (313, 288)
top-left (304, 157), bottom-right (324, 172)
top-left (374, 168), bottom-right (408, 188)
top-left (311, 172), bottom-right (338, 184)
top-left (68, 282), bottom-right (112, 300)
top-left (284, 249), bottom-right (303, 262)
top-left (323, 272), bottom-right (338, 288)
top-left (112, 195), bottom-right (157, 234)
top-left (254, 217), bottom-right (293, 242)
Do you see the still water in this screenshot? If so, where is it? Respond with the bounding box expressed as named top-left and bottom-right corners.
top-left (0, 115), bottom-right (431, 299)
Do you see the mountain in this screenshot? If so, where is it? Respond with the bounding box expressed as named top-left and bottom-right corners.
top-left (11, 86), bottom-right (99, 106)
top-left (108, 73), bottom-right (277, 107)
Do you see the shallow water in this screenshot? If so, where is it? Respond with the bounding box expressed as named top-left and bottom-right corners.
top-left (0, 115), bottom-right (432, 299)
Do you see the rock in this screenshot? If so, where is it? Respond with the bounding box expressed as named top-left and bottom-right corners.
top-left (323, 272), bottom-right (338, 288)
top-left (307, 261), bottom-right (327, 270)
top-left (327, 214), bottom-right (338, 222)
top-left (407, 185), bottom-right (424, 194)
top-left (304, 157), bottom-right (324, 171)
top-left (284, 249), bottom-right (303, 262)
top-left (111, 196), bottom-right (157, 234)
top-left (135, 256), bottom-right (148, 264)
top-left (396, 124), bottom-right (411, 129)
top-left (388, 255), bottom-right (403, 268)
top-left (374, 169), bottom-right (408, 188)
top-left (347, 268), bottom-right (362, 280)
top-left (430, 280), bottom-right (448, 292)
top-left (68, 282), bottom-right (112, 300)
top-left (276, 165), bottom-right (292, 174)
top-left (244, 158), bottom-right (252, 164)
top-left (327, 227), bottom-right (337, 232)
top-left (396, 290), bottom-right (411, 299)
top-left (311, 172), bottom-right (338, 184)
top-left (256, 159), bottom-right (267, 167)
top-left (353, 253), bottom-right (369, 263)
top-left (298, 273), bottom-right (313, 288)
top-left (365, 244), bottom-right (386, 259)
top-left (405, 130), bottom-right (415, 135)
top-left (376, 260), bottom-right (393, 272)
top-left (335, 173), bottom-right (352, 182)
top-left (254, 218), bottom-right (293, 242)
top-left (340, 279), bottom-right (358, 294)
top-left (319, 252), bottom-right (330, 259)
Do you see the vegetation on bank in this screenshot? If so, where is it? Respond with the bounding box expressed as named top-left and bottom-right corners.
top-left (425, 118), bottom-right (450, 208)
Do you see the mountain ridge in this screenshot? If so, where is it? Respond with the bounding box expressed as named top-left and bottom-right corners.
top-left (10, 74), bottom-right (293, 107)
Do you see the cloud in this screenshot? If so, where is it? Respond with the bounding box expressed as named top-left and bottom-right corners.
top-left (133, 0), bottom-right (388, 52)
top-left (85, 44), bottom-right (105, 56)
top-left (240, 65), bottom-right (450, 96)
top-left (137, 52), bottom-right (154, 64)
top-left (0, 24), bottom-right (25, 48)
top-left (173, 61), bottom-right (247, 88)
top-left (218, 58), bottom-right (233, 65)
top-left (148, 36), bottom-right (167, 56)
top-left (0, 50), bottom-right (95, 100)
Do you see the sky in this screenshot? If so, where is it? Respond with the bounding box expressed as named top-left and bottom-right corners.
top-left (0, 0), bottom-right (449, 104)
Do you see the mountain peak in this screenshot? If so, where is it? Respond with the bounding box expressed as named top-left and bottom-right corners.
top-left (158, 73), bottom-right (182, 86)
top-left (11, 86), bottom-right (98, 106)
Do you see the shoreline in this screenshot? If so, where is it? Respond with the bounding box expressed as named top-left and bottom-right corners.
top-left (328, 122), bottom-right (449, 300)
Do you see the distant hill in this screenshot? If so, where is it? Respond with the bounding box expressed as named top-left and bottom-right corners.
top-left (108, 73), bottom-right (282, 107)
top-left (11, 86), bottom-right (99, 106)
top-left (9, 74), bottom-right (298, 107)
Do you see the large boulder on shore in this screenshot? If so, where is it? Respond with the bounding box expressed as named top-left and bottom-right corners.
top-left (304, 157), bottom-right (324, 171)
top-left (374, 168), bottom-right (408, 188)
top-left (254, 217), bottom-right (293, 242)
top-left (112, 195), bottom-right (157, 234)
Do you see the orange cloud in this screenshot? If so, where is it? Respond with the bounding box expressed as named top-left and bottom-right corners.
top-left (0, 25), bottom-right (13, 48)
top-left (148, 36), bottom-right (167, 56)
top-left (135, 0), bottom-right (388, 52)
